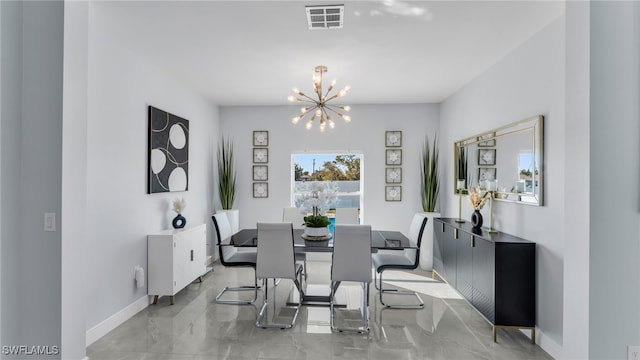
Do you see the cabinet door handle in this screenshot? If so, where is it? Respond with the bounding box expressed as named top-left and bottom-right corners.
top-left (454, 228), bottom-right (458, 239)
top-left (190, 249), bottom-right (194, 261)
top-left (470, 236), bottom-right (475, 247)
top-left (441, 223), bottom-right (445, 232)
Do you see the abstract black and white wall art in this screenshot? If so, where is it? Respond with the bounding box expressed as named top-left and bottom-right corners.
top-left (148, 106), bottom-right (189, 194)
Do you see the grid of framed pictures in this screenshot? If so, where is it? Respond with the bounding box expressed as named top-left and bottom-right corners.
top-left (253, 130), bottom-right (269, 198)
top-left (477, 132), bottom-right (497, 182)
top-left (385, 131), bottom-right (402, 201)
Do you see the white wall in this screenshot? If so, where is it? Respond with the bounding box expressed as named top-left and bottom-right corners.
top-left (440, 16), bottom-right (565, 357)
top-left (562, 1), bottom-right (590, 358)
top-left (1, 1), bottom-right (64, 357)
top-left (219, 104), bottom-right (439, 231)
top-left (62, 1), bottom-right (89, 358)
top-left (83, 5), bottom-right (219, 332)
top-left (589, 2), bottom-right (640, 358)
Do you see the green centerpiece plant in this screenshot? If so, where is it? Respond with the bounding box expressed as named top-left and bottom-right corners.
top-left (217, 136), bottom-right (236, 210)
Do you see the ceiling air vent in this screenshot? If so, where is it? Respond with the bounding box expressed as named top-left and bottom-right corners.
top-left (306, 4), bottom-right (344, 30)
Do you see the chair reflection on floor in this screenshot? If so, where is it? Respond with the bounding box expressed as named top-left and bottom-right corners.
top-left (255, 222), bottom-right (304, 329)
top-left (330, 224), bottom-right (372, 333)
top-left (212, 213), bottom-right (258, 305)
top-left (373, 213), bottom-right (428, 308)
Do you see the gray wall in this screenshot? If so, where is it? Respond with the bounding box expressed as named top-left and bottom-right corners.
top-left (1, 1), bottom-right (64, 358)
top-left (590, 1), bottom-right (640, 358)
top-left (440, 16), bottom-right (565, 357)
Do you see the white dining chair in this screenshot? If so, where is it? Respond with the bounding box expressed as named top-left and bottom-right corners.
top-left (334, 208), bottom-right (359, 225)
top-left (212, 213), bottom-right (258, 305)
top-left (330, 224), bottom-right (372, 333)
top-left (282, 207), bottom-right (307, 279)
top-left (372, 213), bottom-right (427, 308)
top-left (255, 222), bottom-right (304, 329)
top-left (282, 207), bottom-right (306, 228)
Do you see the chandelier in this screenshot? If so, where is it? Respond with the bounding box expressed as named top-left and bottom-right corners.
top-left (288, 65), bottom-right (351, 131)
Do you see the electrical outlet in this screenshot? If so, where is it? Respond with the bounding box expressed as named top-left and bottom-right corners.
top-left (628, 346), bottom-right (640, 360)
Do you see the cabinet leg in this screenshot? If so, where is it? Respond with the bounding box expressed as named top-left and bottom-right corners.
top-left (170, 296), bottom-right (174, 305)
top-left (492, 326), bottom-right (497, 342)
top-left (531, 328), bottom-right (536, 344)
top-left (199, 276), bottom-right (203, 283)
top-left (152, 295), bottom-right (158, 305)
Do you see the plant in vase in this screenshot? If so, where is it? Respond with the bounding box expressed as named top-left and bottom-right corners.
top-left (172, 198), bottom-right (187, 229)
top-left (467, 186), bottom-right (489, 229)
top-left (216, 136), bottom-right (239, 232)
top-left (296, 181), bottom-right (338, 238)
top-left (419, 134), bottom-right (441, 270)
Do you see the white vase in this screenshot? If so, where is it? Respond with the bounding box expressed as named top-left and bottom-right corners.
top-left (419, 211), bottom-right (440, 271)
top-left (304, 226), bottom-right (329, 237)
top-left (216, 209), bottom-right (239, 234)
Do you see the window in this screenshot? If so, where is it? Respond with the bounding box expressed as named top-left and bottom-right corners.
top-left (291, 152), bottom-right (363, 221)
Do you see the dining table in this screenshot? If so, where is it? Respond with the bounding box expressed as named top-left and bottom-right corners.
top-left (221, 227), bottom-right (414, 306)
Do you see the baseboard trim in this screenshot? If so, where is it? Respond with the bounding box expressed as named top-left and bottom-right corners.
top-left (86, 295), bottom-right (150, 346)
top-left (521, 328), bottom-right (562, 359)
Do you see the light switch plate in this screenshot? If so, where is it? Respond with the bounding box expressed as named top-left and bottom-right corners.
top-left (44, 212), bottom-right (56, 232)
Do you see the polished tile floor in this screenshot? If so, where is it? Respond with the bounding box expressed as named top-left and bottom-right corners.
top-left (87, 261), bottom-right (553, 360)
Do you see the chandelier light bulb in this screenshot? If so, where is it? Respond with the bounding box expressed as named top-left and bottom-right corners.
top-left (288, 65), bottom-right (351, 131)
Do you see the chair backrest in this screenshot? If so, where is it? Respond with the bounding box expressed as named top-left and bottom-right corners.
top-left (331, 225), bottom-right (372, 283)
top-left (408, 213), bottom-right (428, 248)
top-left (282, 207), bottom-right (306, 229)
top-left (334, 208), bottom-right (359, 225)
top-left (212, 213), bottom-right (237, 265)
top-left (256, 222), bottom-right (296, 279)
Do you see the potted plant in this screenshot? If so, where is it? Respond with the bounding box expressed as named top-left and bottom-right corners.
top-left (419, 134), bottom-right (440, 270)
top-left (298, 182), bottom-right (337, 238)
top-left (216, 136), bottom-right (239, 232)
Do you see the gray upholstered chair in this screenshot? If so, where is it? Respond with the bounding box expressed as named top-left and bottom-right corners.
top-left (330, 224), bottom-right (372, 333)
top-left (212, 213), bottom-right (258, 305)
top-left (372, 213), bottom-right (427, 308)
top-left (334, 208), bottom-right (359, 225)
top-left (255, 222), bottom-right (304, 329)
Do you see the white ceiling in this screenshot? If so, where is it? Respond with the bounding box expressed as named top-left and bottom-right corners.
top-left (94, 1), bottom-right (564, 106)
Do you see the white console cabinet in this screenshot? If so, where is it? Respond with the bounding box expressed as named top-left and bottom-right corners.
top-left (148, 224), bottom-right (207, 305)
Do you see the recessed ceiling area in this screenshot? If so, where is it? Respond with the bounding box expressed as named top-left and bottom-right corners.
top-left (92, 1), bottom-right (564, 106)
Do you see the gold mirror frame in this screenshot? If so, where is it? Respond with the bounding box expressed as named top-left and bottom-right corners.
top-left (454, 115), bottom-right (544, 206)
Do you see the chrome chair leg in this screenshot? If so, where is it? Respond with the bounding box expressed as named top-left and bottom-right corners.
top-left (215, 269), bottom-right (259, 305)
top-left (376, 270), bottom-right (424, 309)
top-left (330, 281), bottom-right (370, 333)
top-left (256, 265), bottom-right (303, 329)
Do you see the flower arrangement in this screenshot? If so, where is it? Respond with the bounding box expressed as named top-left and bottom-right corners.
top-left (467, 186), bottom-right (489, 210)
top-left (295, 181), bottom-right (338, 228)
top-left (172, 198), bottom-right (186, 214)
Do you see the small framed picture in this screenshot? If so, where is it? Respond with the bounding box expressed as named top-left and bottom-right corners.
top-left (385, 131), bottom-right (402, 147)
top-left (253, 182), bottom-right (268, 198)
top-left (385, 167), bottom-right (402, 184)
top-left (477, 132), bottom-right (496, 147)
top-left (386, 149), bottom-right (402, 165)
top-left (253, 148), bottom-right (268, 163)
top-left (478, 167), bottom-right (497, 182)
top-left (478, 148), bottom-right (496, 166)
top-left (253, 130), bottom-right (269, 147)
top-left (385, 186), bottom-right (402, 201)
top-left (253, 165), bottom-right (268, 181)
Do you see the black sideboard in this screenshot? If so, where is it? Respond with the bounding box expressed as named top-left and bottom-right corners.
top-left (433, 218), bottom-right (536, 343)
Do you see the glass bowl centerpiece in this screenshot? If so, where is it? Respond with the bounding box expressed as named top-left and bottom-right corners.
top-left (295, 181), bottom-right (338, 238)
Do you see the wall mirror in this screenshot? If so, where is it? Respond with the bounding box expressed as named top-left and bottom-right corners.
top-left (454, 115), bottom-right (544, 206)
